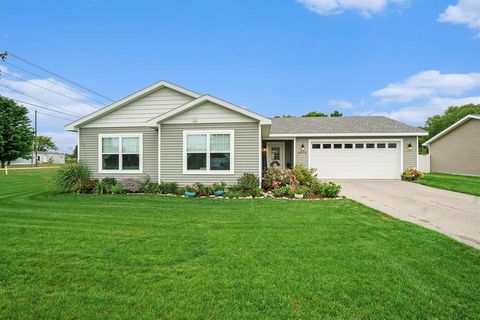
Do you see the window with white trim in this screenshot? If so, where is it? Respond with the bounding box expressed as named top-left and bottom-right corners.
top-left (184, 131), bottom-right (234, 174)
top-left (99, 134), bottom-right (142, 172)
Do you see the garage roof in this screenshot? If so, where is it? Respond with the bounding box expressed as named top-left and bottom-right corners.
top-left (269, 116), bottom-right (427, 137)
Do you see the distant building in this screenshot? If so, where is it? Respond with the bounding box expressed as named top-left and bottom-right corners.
top-left (11, 151), bottom-right (66, 165)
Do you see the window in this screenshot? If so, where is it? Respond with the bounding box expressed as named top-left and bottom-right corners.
top-left (355, 143), bottom-right (364, 149)
top-left (312, 144), bottom-right (321, 149)
top-left (323, 144), bottom-right (331, 149)
top-left (334, 143), bottom-right (342, 149)
top-left (366, 143), bottom-right (375, 149)
top-left (184, 131), bottom-right (233, 174)
top-left (344, 143), bottom-right (353, 149)
top-left (377, 143), bottom-right (386, 149)
top-left (99, 134), bottom-right (142, 172)
top-left (388, 143), bottom-right (397, 149)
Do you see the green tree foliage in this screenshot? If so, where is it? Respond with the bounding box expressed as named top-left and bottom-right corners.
top-left (420, 104), bottom-right (480, 154)
top-left (330, 110), bottom-right (343, 117)
top-left (36, 136), bottom-right (58, 152)
top-left (0, 97), bottom-right (35, 167)
top-left (71, 145), bottom-right (78, 160)
top-left (302, 111), bottom-right (328, 117)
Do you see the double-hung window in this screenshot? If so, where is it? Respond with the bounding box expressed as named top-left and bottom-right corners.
top-left (99, 134), bottom-right (142, 173)
top-left (183, 130), bottom-right (234, 174)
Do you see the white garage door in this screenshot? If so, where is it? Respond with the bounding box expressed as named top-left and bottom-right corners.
top-left (309, 141), bottom-right (402, 179)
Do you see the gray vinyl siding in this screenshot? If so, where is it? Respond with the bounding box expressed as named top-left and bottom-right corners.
top-left (295, 136), bottom-right (418, 171)
top-left (79, 127), bottom-right (158, 181)
top-left (82, 87), bottom-right (194, 128)
top-left (160, 122), bottom-right (260, 185)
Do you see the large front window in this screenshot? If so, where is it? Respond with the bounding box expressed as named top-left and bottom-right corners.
top-left (184, 131), bottom-right (234, 174)
top-left (99, 134), bottom-right (142, 172)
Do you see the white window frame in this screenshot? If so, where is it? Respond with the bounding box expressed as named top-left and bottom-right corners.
top-left (182, 130), bottom-right (234, 175)
top-left (98, 133), bottom-right (143, 174)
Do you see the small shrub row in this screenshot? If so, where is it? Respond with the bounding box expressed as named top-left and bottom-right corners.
top-left (401, 168), bottom-right (425, 181)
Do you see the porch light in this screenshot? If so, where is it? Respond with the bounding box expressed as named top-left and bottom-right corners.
top-left (407, 143), bottom-right (413, 151)
top-left (262, 147), bottom-right (267, 152)
top-left (301, 144), bottom-right (305, 151)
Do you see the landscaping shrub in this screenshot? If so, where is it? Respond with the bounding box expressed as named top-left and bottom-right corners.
top-left (235, 173), bottom-right (262, 197)
top-left (292, 164), bottom-right (318, 187)
top-left (319, 182), bottom-right (342, 198)
top-left (401, 168), bottom-right (425, 181)
top-left (159, 182), bottom-right (178, 194)
top-left (225, 190), bottom-right (244, 198)
top-left (177, 187), bottom-right (186, 195)
top-left (93, 180), bottom-right (110, 194)
top-left (212, 181), bottom-right (226, 191)
top-left (102, 177), bottom-right (117, 187)
top-left (273, 186), bottom-right (289, 197)
top-left (111, 183), bottom-right (124, 194)
top-left (55, 162), bottom-right (91, 193)
top-left (122, 178), bottom-right (143, 193)
top-left (262, 167), bottom-right (295, 190)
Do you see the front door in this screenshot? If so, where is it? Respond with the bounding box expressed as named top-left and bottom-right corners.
top-left (266, 142), bottom-right (285, 168)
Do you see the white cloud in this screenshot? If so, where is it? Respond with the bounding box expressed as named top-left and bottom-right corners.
top-left (438, 0), bottom-right (480, 33)
top-left (372, 70), bottom-right (480, 103)
top-left (360, 96), bottom-right (480, 126)
top-left (328, 99), bottom-right (353, 109)
top-left (297, 0), bottom-right (408, 16)
top-left (0, 65), bottom-right (101, 152)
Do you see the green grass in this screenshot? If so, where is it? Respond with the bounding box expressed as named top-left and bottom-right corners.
top-left (1, 170), bottom-right (479, 319)
top-left (416, 172), bottom-right (480, 196)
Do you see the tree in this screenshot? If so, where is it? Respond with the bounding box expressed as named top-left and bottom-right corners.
top-left (330, 110), bottom-right (343, 117)
top-left (302, 111), bottom-right (328, 117)
top-left (420, 104), bottom-right (480, 154)
top-left (0, 97), bottom-right (35, 167)
top-left (71, 145), bottom-right (78, 160)
top-left (36, 136), bottom-right (58, 152)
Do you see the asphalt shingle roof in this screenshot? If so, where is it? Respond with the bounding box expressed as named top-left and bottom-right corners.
top-left (270, 116), bottom-right (425, 135)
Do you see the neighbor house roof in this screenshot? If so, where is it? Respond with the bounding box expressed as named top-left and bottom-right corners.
top-left (423, 114), bottom-right (480, 146)
top-left (64, 80), bottom-right (200, 131)
top-left (269, 116), bottom-right (427, 137)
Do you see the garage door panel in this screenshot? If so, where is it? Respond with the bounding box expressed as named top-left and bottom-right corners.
top-left (309, 141), bottom-right (401, 179)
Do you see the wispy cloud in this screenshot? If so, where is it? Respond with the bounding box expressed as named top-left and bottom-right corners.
top-left (297, 0), bottom-right (409, 17)
top-left (372, 70), bottom-right (480, 103)
top-left (328, 99), bottom-right (353, 109)
top-left (438, 0), bottom-right (480, 35)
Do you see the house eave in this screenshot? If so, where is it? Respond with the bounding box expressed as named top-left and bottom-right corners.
top-left (269, 132), bottom-right (428, 138)
top-left (422, 115), bottom-right (480, 146)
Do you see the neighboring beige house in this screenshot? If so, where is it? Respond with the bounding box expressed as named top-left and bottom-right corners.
top-left (65, 81), bottom-right (427, 184)
top-left (423, 115), bottom-right (480, 176)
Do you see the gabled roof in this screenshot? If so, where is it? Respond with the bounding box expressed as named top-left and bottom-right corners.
top-left (423, 114), bottom-right (480, 146)
top-left (269, 116), bottom-right (427, 137)
top-left (64, 80), bottom-right (200, 131)
top-left (146, 95), bottom-right (272, 125)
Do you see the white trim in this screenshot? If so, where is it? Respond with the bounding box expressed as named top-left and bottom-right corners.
top-left (147, 95), bottom-right (271, 125)
top-left (422, 115), bottom-right (480, 146)
top-left (270, 132), bottom-right (427, 138)
top-left (416, 136), bottom-right (418, 169)
top-left (182, 130), bottom-right (235, 175)
top-left (258, 123), bottom-right (262, 187)
top-left (77, 128), bottom-right (80, 162)
top-left (64, 81), bottom-right (200, 131)
top-left (158, 124), bottom-right (161, 182)
top-left (293, 137), bottom-right (296, 167)
top-left (98, 133), bottom-right (143, 174)
top-left (307, 138), bottom-right (404, 175)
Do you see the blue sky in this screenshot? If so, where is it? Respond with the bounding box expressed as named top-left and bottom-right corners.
top-left (1, 0), bottom-right (480, 152)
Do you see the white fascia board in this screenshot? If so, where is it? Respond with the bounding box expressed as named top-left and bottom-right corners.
top-left (64, 80), bottom-right (201, 131)
top-left (147, 95), bottom-right (271, 125)
top-left (423, 115), bottom-right (480, 146)
top-left (269, 132), bottom-right (428, 138)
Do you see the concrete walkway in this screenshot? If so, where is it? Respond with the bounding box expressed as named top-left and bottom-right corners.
top-left (338, 180), bottom-right (480, 249)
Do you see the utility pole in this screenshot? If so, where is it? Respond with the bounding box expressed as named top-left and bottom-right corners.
top-left (34, 110), bottom-right (38, 167)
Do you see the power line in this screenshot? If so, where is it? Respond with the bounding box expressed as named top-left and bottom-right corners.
top-left (0, 82), bottom-right (83, 117)
top-left (1, 60), bottom-right (108, 105)
top-left (36, 110), bottom-right (75, 121)
top-left (0, 69), bottom-right (100, 110)
top-left (6, 51), bottom-right (114, 102)
top-left (0, 96), bottom-right (78, 119)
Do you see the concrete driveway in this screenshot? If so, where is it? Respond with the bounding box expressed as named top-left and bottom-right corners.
top-left (337, 180), bottom-right (480, 249)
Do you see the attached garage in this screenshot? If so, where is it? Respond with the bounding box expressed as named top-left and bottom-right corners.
top-left (308, 140), bottom-right (402, 179)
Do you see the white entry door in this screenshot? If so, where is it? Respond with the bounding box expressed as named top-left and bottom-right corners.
top-left (266, 142), bottom-right (285, 168)
top-left (309, 140), bottom-right (402, 179)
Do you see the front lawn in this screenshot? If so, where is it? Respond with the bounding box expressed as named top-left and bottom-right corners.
top-left (416, 172), bottom-right (480, 197)
top-left (0, 170), bottom-right (479, 319)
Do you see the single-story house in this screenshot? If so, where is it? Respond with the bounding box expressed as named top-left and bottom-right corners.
top-left (65, 81), bottom-right (427, 184)
top-left (423, 115), bottom-right (480, 176)
top-left (11, 151), bottom-right (66, 165)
